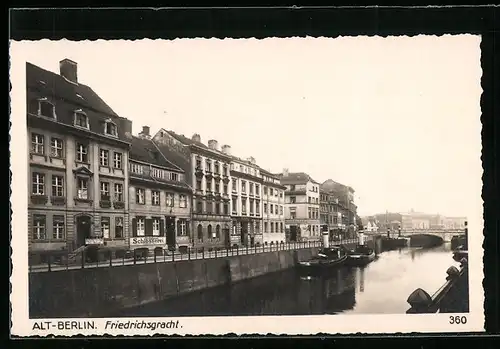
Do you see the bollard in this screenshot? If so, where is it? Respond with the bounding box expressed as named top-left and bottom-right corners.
top-left (47, 254), bottom-right (52, 272)
top-left (188, 247), bottom-right (191, 261)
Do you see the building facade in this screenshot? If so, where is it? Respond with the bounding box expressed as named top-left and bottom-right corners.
top-left (321, 179), bottom-right (358, 238)
top-left (27, 59), bottom-right (131, 259)
top-left (320, 190), bottom-right (343, 238)
top-left (278, 170), bottom-right (321, 242)
top-left (229, 156), bottom-right (264, 246)
top-left (153, 130), bottom-right (232, 250)
top-left (261, 169), bottom-right (286, 245)
top-left (128, 128), bottom-right (192, 254)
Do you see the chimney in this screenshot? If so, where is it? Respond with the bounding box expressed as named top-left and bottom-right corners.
top-left (247, 156), bottom-right (256, 164)
top-left (221, 144), bottom-right (231, 156)
top-left (283, 168), bottom-right (289, 177)
top-left (208, 139), bottom-right (219, 151)
top-left (192, 133), bottom-right (201, 143)
top-left (59, 58), bottom-right (78, 84)
top-left (121, 118), bottom-right (133, 139)
top-left (139, 125), bottom-right (151, 139)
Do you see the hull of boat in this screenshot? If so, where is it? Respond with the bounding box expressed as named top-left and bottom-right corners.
top-left (346, 252), bottom-right (376, 266)
top-left (297, 255), bottom-right (348, 274)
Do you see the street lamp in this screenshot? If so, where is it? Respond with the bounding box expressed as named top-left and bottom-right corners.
top-left (398, 225), bottom-right (402, 238)
top-left (387, 227), bottom-right (390, 238)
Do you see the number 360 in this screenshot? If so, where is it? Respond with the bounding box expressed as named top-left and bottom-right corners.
top-left (449, 316), bottom-right (467, 324)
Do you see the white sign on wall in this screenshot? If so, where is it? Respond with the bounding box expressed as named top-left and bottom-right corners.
top-left (129, 236), bottom-right (166, 246)
top-left (85, 238), bottom-right (104, 245)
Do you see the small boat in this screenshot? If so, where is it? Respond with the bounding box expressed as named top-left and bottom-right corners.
top-left (298, 246), bottom-right (348, 274)
top-left (345, 244), bottom-right (376, 266)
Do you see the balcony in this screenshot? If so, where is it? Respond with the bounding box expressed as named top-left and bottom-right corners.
top-left (205, 171), bottom-right (214, 179)
top-left (222, 175), bottom-right (230, 183)
top-left (113, 201), bottom-right (125, 209)
top-left (31, 194), bottom-right (48, 205)
top-left (195, 167), bottom-right (204, 178)
top-left (99, 199), bottom-right (112, 208)
top-left (50, 196), bottom-right (66, 206)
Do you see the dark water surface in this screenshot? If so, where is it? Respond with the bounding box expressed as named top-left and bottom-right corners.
top-left (116, 243), bottom-right (461, 316)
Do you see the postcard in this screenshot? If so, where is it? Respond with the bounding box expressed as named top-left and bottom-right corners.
top-left (9, 35), bottom-right (484, 336)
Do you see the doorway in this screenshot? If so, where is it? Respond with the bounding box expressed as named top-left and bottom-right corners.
top-left (76, 215), bottom-right (92, 247)
top-left (240, 221), bottom-right (248, 246)
top-left (165, 216), bottom-right (176, 250)
top-left (290, 225), bottom-right (298, 242)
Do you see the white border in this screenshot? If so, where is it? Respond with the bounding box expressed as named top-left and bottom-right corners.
top-left (9, 37), bottom-right (485, 336)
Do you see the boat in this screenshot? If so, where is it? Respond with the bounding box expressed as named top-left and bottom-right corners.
top-left (345, 244), bottom-right (376, 266)
top-left (297, 246), bottom-right (348, 274)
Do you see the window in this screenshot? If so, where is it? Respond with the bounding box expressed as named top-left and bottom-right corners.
top-left (205, 159), bottom-right (212, 172)
top-left (206, 180), bottom-right (212, 192)
top-left (76, 143), bottom-right (88, 163)
top-left (31, 133), bottom-right (44, 154)
top-left (215, 181), bottom-right (220, 193)
top-left (214, 162), bottom-right (220, 174)
top-left (104, 121), bottom-right (118, 137)
top-left (241, 200), bottom-right (246, 214)
top-left (177, 220), bottom-right (187, 236)
top-left (50, 138), bottom-right (63, 158)
top-left (208, 225), bottom-right (214, 238)
top-left (249, 183), bottom-right (254, 194)
top-left (101, 217), bottom-right (110, 238)
top-left (290, 209), bottom-right (297, 219)
top-left (99, 149), bottom-right (109, 166)
top-left (215, 202), bottom-right (220, 214)
top-left (274, 189), bottom-right (278, 196)
top-left (51, 175), bottom-right (64, 197)
top-left (38, 99), bottom-right (55, 118)
top-left (249, 200), bottom-right (254, 214)
top-left (255, 184), bottom-right (260, 195)
top-left (216, 225), bottom-right (221, 238)
top-left (256, 201), bottom-right (260, 214)
top-left (271, 222), bottom-right (274, 233)
top-left (77, 178), bottom-right (88, 199)
top-left (255, 223), bottom-right (260, 234)
top-left (270, 204), bottom-right (274, 214)
top-left (290, 196), bottom-right (296, 203)
top-left (223, 165), bottom-right (228, 176)
top-left (263, 203), bottom-right (267, 214)
top-left (223, 184), bottom-right (228, 194)
top-left (130, 163), bottom-right (143, 174)
top-left (114, 183), bottom-right (123, 202)
top-left (100, 182), bottom-right (110, 200)
top-left (308, 207), bottom-right (312, 219)
top-left (241, 181), bottom-right (246, 193)
top-left (32, 215), bottom-right (46, 240)
top-left (32, 172), bottom-right (45, 195)
top-left (280, 205), bottom-right (284, 215)
top-left (232, 198), bottom-right (237, 212)
top-left (115, 217), bottom-right (124, 238)
top-left (179, 194), bottom-right (187, 208)
top-left (264, 222), bottom-right (268, 233)
top-left (152, 218), bottom-right (160, 236)
top-left (136, 188), bottom-right (145, 204)
top-left (232, 180), bottom-right (237, 192)
top-left (166, 193), bottom-right (174, 207)
top-left (279, 191), bottom-right (283, 198)
top-left (113, 152), bottom-right (122, 169)
top-left (263, 186), bottom-right (268, 195)
top-left (74, 110), bottom-right (89, 129)
top-left (197, 224), bottom-right (203, 240)
top-left (152, 191), bottom-right (160, 205)
top-left (136, 218), bottom-right (145, 236)
top-left (53, 216), bottom-right (65, 240)
top-left (206, 201), bottom-right (213, 214)
top-left (170, 172), bottom-right (179, 181)
top-left (280, 222), bottom-right (284, 233)
top-left (196, 200), bottom-right (203, 213)
top-left (196, 157), bottom-right (202, 169)
top-left (223, 203), bottom-right (229, 215)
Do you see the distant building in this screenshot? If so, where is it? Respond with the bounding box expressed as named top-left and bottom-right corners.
top-left (277, 170), bottom-right (321, 242)
top-left (320, 190), bottom-right (343, 237)
top-left (320, 179), bottom-right (358, 237)
top-left (128, 128), bottom-right (192, 254)
top-left (27, 59), bottom-right (131, 259)
top-left (361, 216), bottom-right (379, 233)
top-left (153, 130), bottom-right (232, 251)
top-left (373, 211), bottom-right (467, 232)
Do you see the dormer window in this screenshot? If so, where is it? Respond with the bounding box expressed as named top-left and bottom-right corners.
top-left (74, 109), bottom-right (89, 129)
top-left (104, 120), bottom-right (118, 137)
top-left (37, 98), bottom-right (55, 119)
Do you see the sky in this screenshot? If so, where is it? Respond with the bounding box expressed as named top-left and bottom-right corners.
top-left (11, 36), bottom-right (483, 217)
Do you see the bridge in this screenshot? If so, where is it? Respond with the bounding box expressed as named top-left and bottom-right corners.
top-left (400, 229), bottom-right (465, 242)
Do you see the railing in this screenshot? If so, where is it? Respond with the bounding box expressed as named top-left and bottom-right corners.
top-left (406, 257), bottom-right (468, 314)
top-left (28, 238), bottom-right (364, 273)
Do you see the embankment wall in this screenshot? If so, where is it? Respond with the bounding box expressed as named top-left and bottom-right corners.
top-left (29, 248), bottom-right (319, 318)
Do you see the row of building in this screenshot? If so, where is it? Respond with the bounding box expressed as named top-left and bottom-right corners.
top-left (361, 211), bottom-right (467, 233)
top-left (26, 59), bottom-right (359, 256)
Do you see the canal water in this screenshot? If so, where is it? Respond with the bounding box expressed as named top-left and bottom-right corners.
top-left (115, 243), bottom-right (461, 316)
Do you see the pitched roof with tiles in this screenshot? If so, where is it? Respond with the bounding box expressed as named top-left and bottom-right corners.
top-left (26, 61), bottom-right (131, 143)
top-left (276, 172), bottom-right (319, 185)
top-left (129, 136), bottom-right (183, 172)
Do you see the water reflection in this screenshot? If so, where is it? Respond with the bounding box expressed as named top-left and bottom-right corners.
top-left (116, 243), bottom-right (460, 316)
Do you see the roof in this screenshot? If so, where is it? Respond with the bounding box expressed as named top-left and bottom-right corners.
top-left (26, 62), bottom-right (131, 143)
top-left (129, 136), bottom-right (183, 172)
top-left (321, 179), bottom-right (354, 193)
top-left (276, 172), bottom-right (319, 185)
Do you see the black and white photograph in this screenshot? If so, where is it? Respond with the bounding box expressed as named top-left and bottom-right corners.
top-left (10, 34), bottom-right (484, 335)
